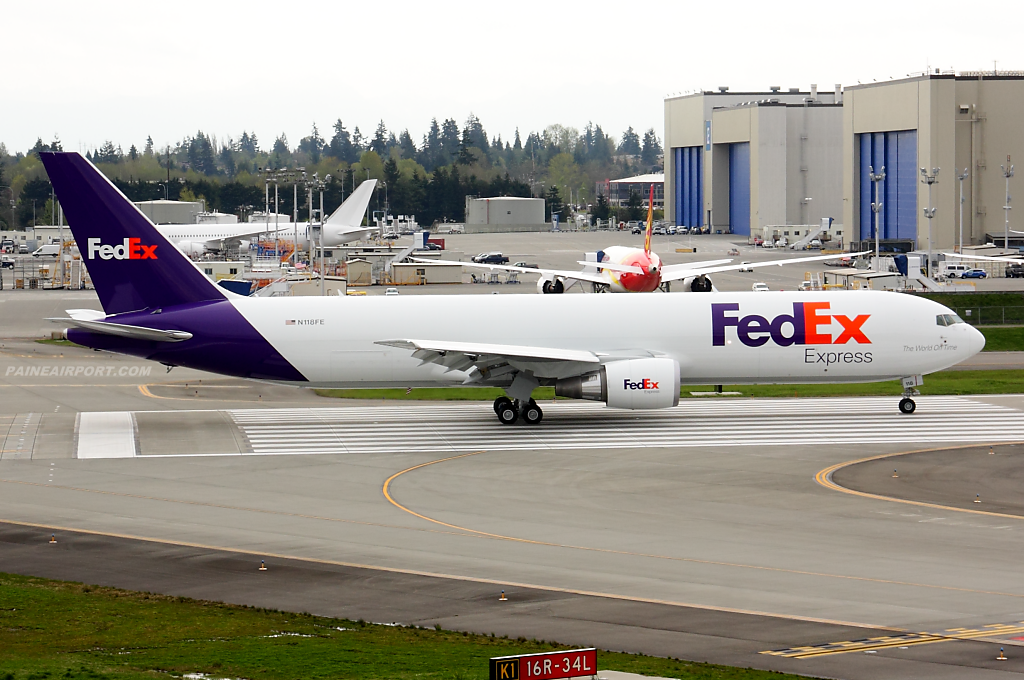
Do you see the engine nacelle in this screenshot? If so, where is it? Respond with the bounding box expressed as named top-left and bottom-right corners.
top-left (176, 241), bottom-right (208, 258)
top-left (680, 274), bottom-right (715, 292)
top-left (555, 358), bottom-right (680, 410)
top-left (538, 277), bottom-right (564, 294)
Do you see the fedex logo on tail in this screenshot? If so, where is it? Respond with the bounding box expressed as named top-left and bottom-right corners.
top-left (87, 238), bottom-right (158, 260)
top-left (624, 378), bottom-right (659, 390)
top-left (712, 302), bottom-right (870, 347)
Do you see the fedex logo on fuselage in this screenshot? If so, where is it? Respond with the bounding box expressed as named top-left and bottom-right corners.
top-left (712, 302), bottom-right (870, 347)
top-left (624, 378), bottom-right (659, 390)
top-left (87, 238), bottom-right (158, 260)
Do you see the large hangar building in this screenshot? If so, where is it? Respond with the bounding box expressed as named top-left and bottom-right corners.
top-left (664, 86), bottom-right (843, 241)
top-left (665, 72), bottom-right (1024, 251)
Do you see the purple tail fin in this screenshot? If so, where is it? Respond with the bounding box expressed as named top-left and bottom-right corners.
top-left (40, 152), bottom-right (226, 315)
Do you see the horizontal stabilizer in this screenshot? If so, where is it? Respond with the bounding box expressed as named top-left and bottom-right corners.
top-left (48, 318), bottom-right (193, 342)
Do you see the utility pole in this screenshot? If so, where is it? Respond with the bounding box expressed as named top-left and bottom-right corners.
top-left (921, 167), bottom-right (940, 278)
top-left (869, 165), bottom-right (885, 270)
top-left (1002, 155), bottom-right (1014, 250)
top-left (957, 168), bottom-right (969, 253)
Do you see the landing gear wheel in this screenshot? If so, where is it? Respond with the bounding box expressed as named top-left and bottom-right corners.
top-left (496, 398), bottom-right (519, 425)
top-left (899, 397), bottom-right (916, 414)
top-left (522, 399), bottom-right (543, 425)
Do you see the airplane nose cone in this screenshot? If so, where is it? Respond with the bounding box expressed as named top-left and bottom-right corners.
top-left (969, 324), bottom-right (986, 355)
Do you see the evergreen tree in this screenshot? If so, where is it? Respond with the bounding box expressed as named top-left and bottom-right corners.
top-left (440, 118), bottom-right (460, 160)
top-left (618, 127), bottom-right (641, 156)
top-left (593, 192), bottom-right (610, 221)
top-left (398, 130), bottom-right (417, 159)
top-left (187, 132), bottom-right (216, 175)
top-left (369, 120), bottom-right (389, 157)
top-left (238, 131), bottom-right (259, 155)
top-left (513, 128), bottom-right (522, 151)
top-left (129, 144), bottom-right (138, 160)
top-left (641, 128), bottom-right (662, 166)
top-left (144, 136), bottom-right (154, 156)
top-left (220, 146), bottom-right (236, 176)
top-left (351, 127), bottom-right (365, 152)
top-left (545, 185), bottom-right (563, 222)
top-left (94, 141), bottom-right (120, 164)
top-left (328, 120), bottom-right (356, 163)
top-left (298, 123), bottom-right (325, 164)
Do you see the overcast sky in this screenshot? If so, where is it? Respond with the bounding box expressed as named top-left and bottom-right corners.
top-left (4, 0), bottom-right (1022, 156)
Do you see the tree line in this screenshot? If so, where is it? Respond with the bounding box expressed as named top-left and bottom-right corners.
top-left (0, 116), bottom-right (662, 229)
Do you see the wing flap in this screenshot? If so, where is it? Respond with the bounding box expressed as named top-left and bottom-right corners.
top-left (376, 339), bottom-right (600, 363)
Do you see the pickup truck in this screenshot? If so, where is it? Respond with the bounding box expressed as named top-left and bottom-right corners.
top-left (472, 252), bottom-right (509, 264)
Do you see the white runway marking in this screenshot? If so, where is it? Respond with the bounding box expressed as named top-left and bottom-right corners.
top-left (221, 396), bottom-right (1024, 456)
top-left (77, 412), bottom-right (136, 458)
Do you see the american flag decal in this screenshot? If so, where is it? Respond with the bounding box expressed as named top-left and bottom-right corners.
top-left (285, 320), bottom-right (295, 325)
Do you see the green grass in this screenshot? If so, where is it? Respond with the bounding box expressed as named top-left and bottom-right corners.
top-left (914, 291), bottom-right (1024, 308)
top-left (0, 572), bottom-right (796, 680)
top-left (978, 326), bottom-right (1024, 352)
top-left (317, 369), bottom-right (1024, 402)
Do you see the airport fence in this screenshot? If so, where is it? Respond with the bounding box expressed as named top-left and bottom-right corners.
top-left (950, 306), bottom-right (1024, 325)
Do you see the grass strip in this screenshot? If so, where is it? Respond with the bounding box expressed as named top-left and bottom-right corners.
top-left (317, 369), bottom-right (1024, 401)
top-left (0, 572), bottom-right (796, 680)
top-left (976, 326), bottom-right (1024, 352)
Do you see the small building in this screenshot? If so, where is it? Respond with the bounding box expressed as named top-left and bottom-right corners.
top-left (465, 197), bottom-right (545, 225)
top-left (391, 262), bottom-right (463, 285)
top-left (596, 174), bottom-right (664, 208)
top-left (135, 200), bottom-right (204, 225)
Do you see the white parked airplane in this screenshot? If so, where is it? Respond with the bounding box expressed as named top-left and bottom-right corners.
top-left (43, 152), bottom-right (984, 425)
top-left (157, 179), bottom-right (378, 257)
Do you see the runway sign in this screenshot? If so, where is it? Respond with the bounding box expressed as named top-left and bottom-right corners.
top-left (490, 649), bottom-right (596, 680)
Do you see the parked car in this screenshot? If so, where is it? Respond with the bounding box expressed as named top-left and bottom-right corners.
top-left (798, 281), bottom-right (814, 291)
top-left (727, 248), bottom-right (740, 256)
top-left (667, 226), bottom-right (677, 235)
top-left (420, 242), bottom-right (441, 250)
top-left (808, 239), bottom-right (822, 249)
top-left (752, 282), bottom-right (770, 292)
top-left (382, 231), bottom-right (399, 239)
top-left (738, 262), bottom-right (753, 272)
top-left (513, 262), bottom-right (538, 269)
top-left (0, 255), bottom-right (14, 269)
top-left (962, 268), bottom-right (988, 279)
top-left (1006, 264), bottom-right (1024, 278)
top-left (472, 252), bottom-right (509, 264)
top-left (18, 244), bottom-right (29, 254)
top-left (384, 288), bottom-right (399, 296)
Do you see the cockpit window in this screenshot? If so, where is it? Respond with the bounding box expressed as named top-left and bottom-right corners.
top-left (936, 314), bottom-right (964, 326)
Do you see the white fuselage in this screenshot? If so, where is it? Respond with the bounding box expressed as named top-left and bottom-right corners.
top-left (156, 223), bottom-right (375, 250)
top-left (229, 290), bottom-right (983, 388)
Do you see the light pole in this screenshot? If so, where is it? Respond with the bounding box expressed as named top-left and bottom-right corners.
top-left (956, 168), bottom-right (968, 253)
top-left (158, 182), bottom-right (168, 200)
top-left (921, 167), bottom-right (939, 278)
top-left (306, 172), bottom-right (330, 295)
top-left (869, 165), bottom-right (885, 270)
top-left (1002, 155), bottom-right (1014, 250)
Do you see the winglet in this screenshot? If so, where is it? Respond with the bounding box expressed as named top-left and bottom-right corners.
top-left (644, 184), bottom-right (654, 254)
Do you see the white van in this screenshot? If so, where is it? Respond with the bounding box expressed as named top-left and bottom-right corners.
top-left (31, 244), bottom-right (60, 258)
top-left (941, 263), bottom-right (970, 279)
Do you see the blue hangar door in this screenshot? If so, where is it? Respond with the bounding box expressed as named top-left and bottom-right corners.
top-left (729, 143), bottom-right (750, 236)
top-left (858, 130), bottom-right (917, 243)
top-left (673, 147), bottom-right (703, 227)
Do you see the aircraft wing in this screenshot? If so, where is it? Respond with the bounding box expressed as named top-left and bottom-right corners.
top-left (943, 252), bottom-right (1024, 264)
top-left (660, 251), bottom-right (869, 282)
top-left (409, 257), bottom-right (610, 285)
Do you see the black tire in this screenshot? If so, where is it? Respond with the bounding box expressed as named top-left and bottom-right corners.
top-left (494, 396), bottom-right (512, 415)
top-left (899, 397), bottom-right (916, 414)
top-left (522, 400), bottom-right (543, 425)
top-left (497, 400), bottom-right (519, 425)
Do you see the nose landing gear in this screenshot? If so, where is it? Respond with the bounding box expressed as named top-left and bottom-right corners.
top-left (898, 375), bottom-right (922, 414)
top-left (493, 397), bottom-right (543, 425)
top-left (898, 397), bottom-right (916, 414)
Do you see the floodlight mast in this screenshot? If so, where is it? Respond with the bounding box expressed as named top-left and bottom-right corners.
top-left (957, 168), bottom-right (968, 253)
top-left (921, 167), bottom-right (939, 278)
top-left (1002, 155), bottom-right (1014, 251)
top-left (869, 165), bottom-right (885, 270)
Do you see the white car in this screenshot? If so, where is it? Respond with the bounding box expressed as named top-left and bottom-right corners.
top-left (738, 262), bottom-right (753, 272)
top-left (384, 288), bottom-right (399, 296)
top-left (752, 282), bottom-right (770, 292)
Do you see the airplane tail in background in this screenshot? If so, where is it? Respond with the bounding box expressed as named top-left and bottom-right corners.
top-left (644, 184), bottom-right (654, 254)
top-left (327, 178), bottom-right (377, 227)
top-left (40, 152), bottom-right (228, 315)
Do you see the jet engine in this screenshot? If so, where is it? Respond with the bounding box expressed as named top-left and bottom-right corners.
top-left (555, 358), bottom-right (680, 409)
top-left (681, 274), bottom-right (715, 292)
top-left (539, 277), bottom-right (565, 294)
top-left (176, 241), bottom-right (208, 258)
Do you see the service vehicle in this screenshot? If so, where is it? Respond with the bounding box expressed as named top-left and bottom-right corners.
top-left (31, 244), bottom-right (60, 258)
top-left (1006, 264), bottom-right (1024, 278)
top-left (962, 268), bottom-right (987, 279)
top-left (751, 282), bottom-right (770, 292)
top-left (473, 252), bottom-right (509, 264)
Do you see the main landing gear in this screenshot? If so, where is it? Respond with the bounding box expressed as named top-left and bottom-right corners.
top-left (493, 397), bottom-right (543, 425)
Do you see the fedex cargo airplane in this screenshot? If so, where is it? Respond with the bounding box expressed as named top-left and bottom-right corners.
top-left (42, 152), bottom-right (984, 425)
top-left (156, 179), bottom-right (378, 257)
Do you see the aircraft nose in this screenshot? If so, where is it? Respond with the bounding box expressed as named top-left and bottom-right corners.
top-left (969, 324), bottom-right (986, 355)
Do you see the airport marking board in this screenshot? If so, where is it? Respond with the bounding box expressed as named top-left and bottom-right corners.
top-left (490, 648), bottom-right (596, 680)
